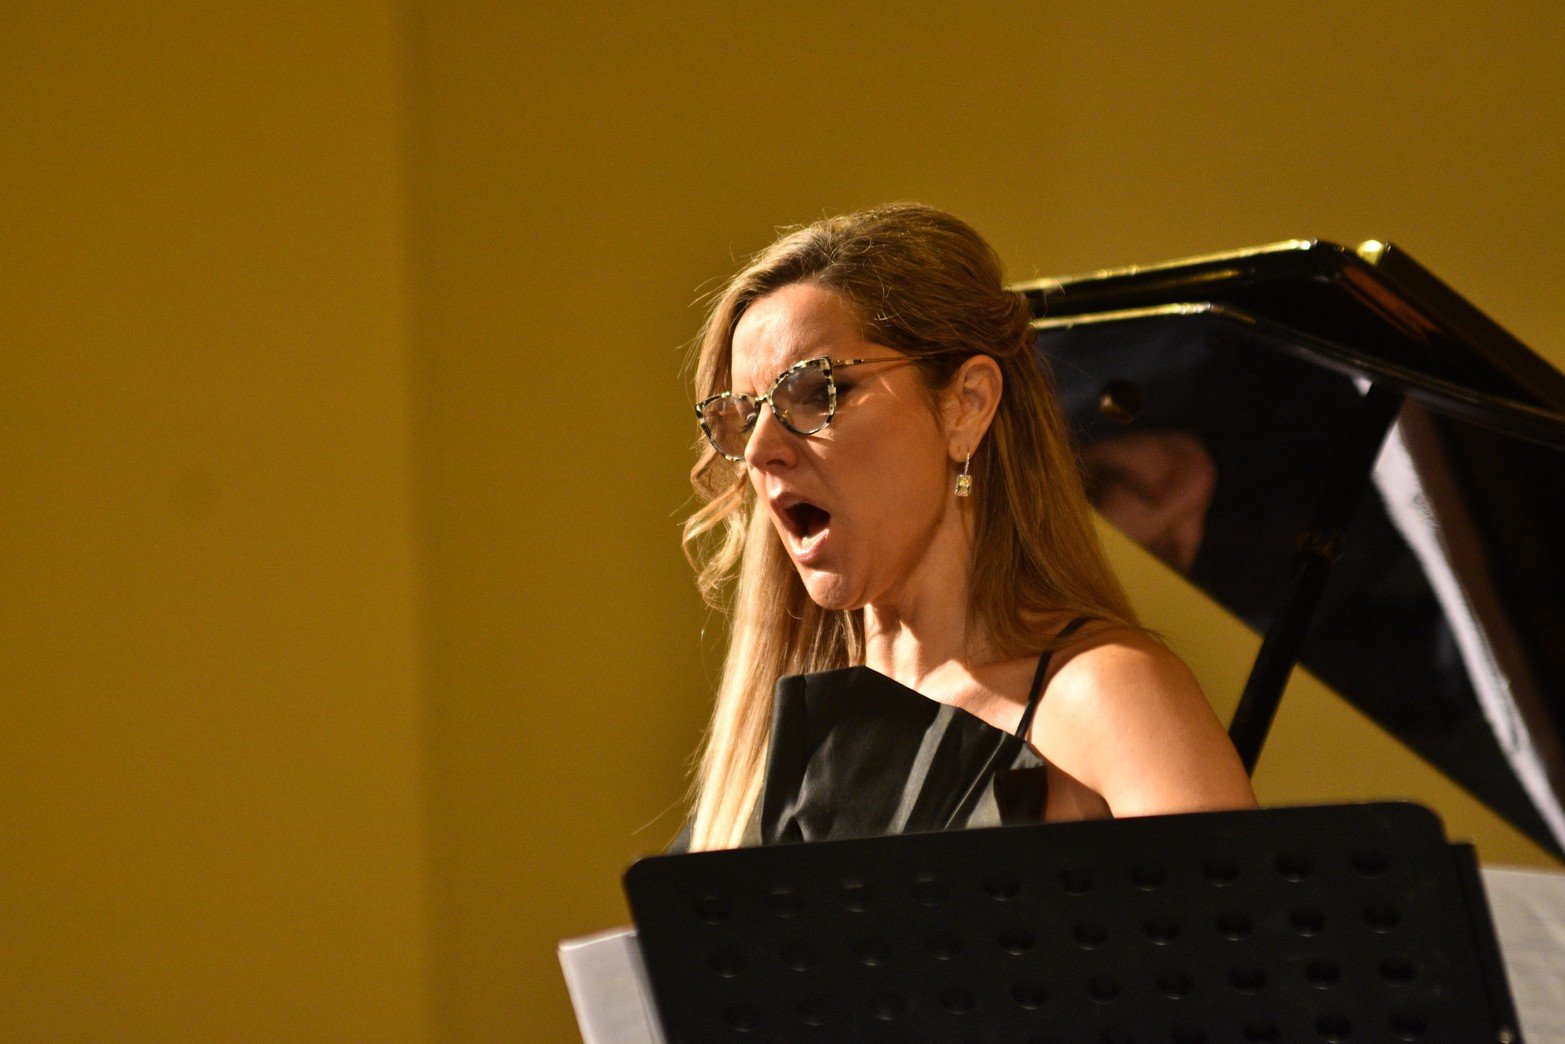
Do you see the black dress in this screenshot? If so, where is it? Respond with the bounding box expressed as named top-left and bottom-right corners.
top-left (746, 618), bottom-right (1087, 846)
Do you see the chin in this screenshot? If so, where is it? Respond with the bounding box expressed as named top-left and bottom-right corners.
top-left (797, 569), bottom-right (864, 613)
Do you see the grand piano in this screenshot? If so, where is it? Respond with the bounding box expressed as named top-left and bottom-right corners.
top-left (1020, 239), bottom-right (1565, 860)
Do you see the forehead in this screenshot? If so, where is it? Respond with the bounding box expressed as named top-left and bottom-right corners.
top-left (729, 283), bottom-right (868, 392)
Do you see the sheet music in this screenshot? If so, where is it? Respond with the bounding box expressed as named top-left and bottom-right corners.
top-left (1482, 866), bottom-right (1565, 1043)
top-left (557, 925), bottom-right (666, 1044)
top-left (1372, 410), bottom-right (1565, 851)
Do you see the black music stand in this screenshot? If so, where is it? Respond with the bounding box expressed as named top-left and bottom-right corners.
top-left (625, 803), bottom-right (1521, 1042)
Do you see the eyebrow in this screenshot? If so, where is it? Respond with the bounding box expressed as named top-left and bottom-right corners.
top-left (731, 354), bottom-right (813, 396)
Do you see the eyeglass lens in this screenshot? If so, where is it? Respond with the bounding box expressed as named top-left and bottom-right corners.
top-left (700, 360), bottom-right (834, 458)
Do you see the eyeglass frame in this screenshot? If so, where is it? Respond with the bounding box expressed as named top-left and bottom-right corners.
top-left (694, 355), bottom-right (916, 462)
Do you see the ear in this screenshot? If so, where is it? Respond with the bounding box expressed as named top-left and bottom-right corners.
top-left (943, 354), bottom-right (1003, 462)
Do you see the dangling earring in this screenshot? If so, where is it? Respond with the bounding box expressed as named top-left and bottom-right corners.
top-left (954, 452), bottom-right (973, 497)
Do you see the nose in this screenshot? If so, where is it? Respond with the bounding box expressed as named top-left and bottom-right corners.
top-left (742, 400), bottom-right (798, 472)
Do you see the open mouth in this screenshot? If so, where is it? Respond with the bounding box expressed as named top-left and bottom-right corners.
top-left (780, 500), bottom-right (831, 543)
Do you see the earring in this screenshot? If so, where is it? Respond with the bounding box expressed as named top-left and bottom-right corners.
top-left (954, 452), bottom-right (972, 497)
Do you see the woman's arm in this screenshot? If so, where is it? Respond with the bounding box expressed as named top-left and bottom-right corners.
top-left (1031, 631), bottom-right (1258, 818)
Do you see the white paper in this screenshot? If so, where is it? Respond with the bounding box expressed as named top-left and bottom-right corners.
top-left (1483, 866), bottom-right (1565, 1043)
top-left (1372, 420), bottom-right (1565, 851)
top-left (557, 925), bottom-right (666, 1044)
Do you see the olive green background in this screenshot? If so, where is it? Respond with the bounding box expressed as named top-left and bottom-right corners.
top-left (3, 3), bottom-right (1563, 1039)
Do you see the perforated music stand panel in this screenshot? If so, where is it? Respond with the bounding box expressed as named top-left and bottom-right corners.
top-left (625, 803), bottom-right (1519, 1043)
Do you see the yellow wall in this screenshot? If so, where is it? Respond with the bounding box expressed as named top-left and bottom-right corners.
top-left (0, 4), bottom-right (429, 1039)
top-left (5, 2), bottom-right (1564, 1039)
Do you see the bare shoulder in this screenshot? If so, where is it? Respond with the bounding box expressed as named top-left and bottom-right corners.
top-left (1047, 626), bottom-right (1198, 707)
top-left (1031, 624), bottom-right (1257, 817)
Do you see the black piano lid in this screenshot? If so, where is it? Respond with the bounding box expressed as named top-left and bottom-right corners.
top-left (1019, 239), bottom-right (1565, 857)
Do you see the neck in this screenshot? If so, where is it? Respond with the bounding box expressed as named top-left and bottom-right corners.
top-left (861, 529), bottom-right (983, 692)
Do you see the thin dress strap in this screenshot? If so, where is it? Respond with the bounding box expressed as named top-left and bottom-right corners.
top-left (1014, 616), bottom-right (1090, 739)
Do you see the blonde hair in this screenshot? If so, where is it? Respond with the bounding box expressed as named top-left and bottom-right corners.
top-left (683, 203), bottom-right (1136, 850)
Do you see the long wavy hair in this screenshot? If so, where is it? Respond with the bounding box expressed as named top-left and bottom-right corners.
top-left (683, 203), bottom-right (1137, 850)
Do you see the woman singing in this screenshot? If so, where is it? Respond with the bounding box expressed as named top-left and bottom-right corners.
top-left (681, 204), bottom-right (1255, 852)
